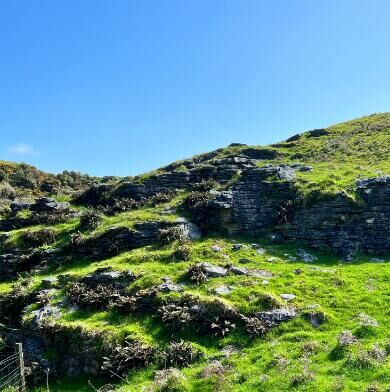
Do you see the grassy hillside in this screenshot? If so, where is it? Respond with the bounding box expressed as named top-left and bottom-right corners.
top-left (1, 113), bottom-right (390, 392)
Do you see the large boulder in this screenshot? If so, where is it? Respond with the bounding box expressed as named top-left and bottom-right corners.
top-left (30, 197), bottom-right (70, 212)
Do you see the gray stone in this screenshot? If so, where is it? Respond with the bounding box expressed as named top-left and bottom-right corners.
top-left (370, 258), bottom-right (385, 263)
top-left (30, 197), bottom-right (70, 212)
top-left (239, 258), bottom-right (253, 264)
top-left (296, 249), bottom-right (318, 263)
top-left (230, 266), bottom-right (273, 278)
top-left (232, 244), bottom-right (243, 251)
top-left (200, 262), bottom-right (228, 277)
top-left (29, 305), bottom-right (61, 329)
top-left (157, 281), bottom-right (184, 293)
top-left (280, 294), bottom-right (296, 301)
top-left (214, 285), bottom-right (232, 295)
top-left (211, 245), bottom-right (222, 252)
top-left (254, 308), bottom-right (297, 324)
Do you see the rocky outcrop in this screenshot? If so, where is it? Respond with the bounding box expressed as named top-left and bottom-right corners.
top-left (280, 177), bottom-right (390, 256)
top-left (204, 172), bottom-right (390, 257)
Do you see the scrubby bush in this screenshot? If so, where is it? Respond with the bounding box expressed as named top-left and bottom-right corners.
top-left (22, 228), bottom-right (57, 247)
top-left (101, 198), bottom-right (139, 215)
top-left (9, 165), bottom-right (38, 189)
top-left (171, 243), bottom-right (191, 261)
top-left (158, 226), bottom-right (186, 245)
top-left (69, 232), bottom-right (84, 248)
top-left (66, 283), bottom-right (116, 309)
top-left (160, 340), bottom-right (200, 368)
top-left (79, 209), bottom-right (103, 231)
top-left (242, 316), bottom-right (273, 337)
top-left (182, 191), bottom-right (212, 210)
top-left (192, 179), bottom-right (219, 192)
top-left (158, 303), bottom-right (193, 332)
top-left (32, 210), bottom-right (70, 225)
top-left (0, 201), bottom-right (11, 219)
top-left (186, 264), bottom-right (208, 284)
top-left (149, 191), bottom-right (176, 205)
top-left (102, 339), bottom-right (155, 377)
top-left (0, 182), bottom-right (16, 200)
top-left (152, 368), bottom-right (187, 392)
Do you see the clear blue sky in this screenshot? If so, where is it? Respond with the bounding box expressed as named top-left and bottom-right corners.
top-left (1, 0), bottom-right (390, 176)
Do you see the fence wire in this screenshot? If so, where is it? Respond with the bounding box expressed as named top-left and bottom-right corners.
top-left (0, 344), bottom-right (25, 392)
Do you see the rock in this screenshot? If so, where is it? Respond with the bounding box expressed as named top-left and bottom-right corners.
top-left (211, 245), bottom-right (222, 252)
top-left (157, 279), bottom-right (183, 293)
top-left (158, 282), bottom-right (183, 293)
top-left (221, 345), bottom-right (240, 357)
top-left (81, 267), bottom-right (136, 288)
top-left (10, 200), bottom-right (34, 212)
top-left (296, 249), bottom-right (318, 263)
top-left (256, 248), bottom-right (266, 255)
top-left (370, 258), bottom-right (385, 263)
top-left (29, 305), bottom-right (61, 329)
top-left (200, 263), bottom-right (228, 277)
top-left (230, 266), bottom-right (273, 278)
top-left (239, 258), bottom-right (253, 264)
top-left (214, 285), bottom-right (232, 295)
top-left (268, 233), bottom-right (284, 243)
top-left (176, 218), bottom-right (202, 240)
top-left (280, 294), bottom-right (296, 301)
top-left (229, 266), bottom-right (247, 275)
top-left (30, 197), bottom-right (70, 212)
top-left (304, 307), bottom-right (326, 327)
top-left (254, 308), bottom-right (297, 324)
top-left (307, 128), bottom-right (328, 138)
top-left (232, 244), bottom-right (243, 251)
top-left (277, 166), bottom-right (296, 180)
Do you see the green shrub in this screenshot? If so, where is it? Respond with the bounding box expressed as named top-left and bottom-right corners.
top-left (22, 228), bottom-right (57, 247)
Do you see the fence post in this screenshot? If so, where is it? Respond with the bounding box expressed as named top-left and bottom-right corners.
top-left (16, 343), bottom-right (26, 392)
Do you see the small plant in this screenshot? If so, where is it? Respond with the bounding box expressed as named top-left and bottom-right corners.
top-left (149, 191), bottom-right (176, 205)
top-left (187, 264), bottom-right (208, 284)
top-left (79, 209), bottom-right (103, 231)
top-left (158, 226), bottom-right (186, 245)
top-left (242, 316), bottom-right (273, 337)
top-left (22, 228), bottom-right (57, 247)
top-left (152, 368), bottom-right (187, 392)
top-left (102, 339), bottom-right (155, 377)
top-left (66, 282), bottom-right (116, 309)
top-left (70, 231), bottom-right (84, 248)
top-left (0, 182), bottom-right (16, 199)
top-left (338, 330), bottom-right (357, 347)
top-left (158, 303), bottom-right (193, 331)
top-left (171, 243), bottom-right (191, 261)
top-left (357, 313), bottom-right (379, 328)
top-left (182, 191), bottom-right (212, 210)
top-left (160, 340), bottom-right (200, 368)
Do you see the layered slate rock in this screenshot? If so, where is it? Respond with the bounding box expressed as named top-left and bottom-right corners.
top-left (281, 176), bottom-right (390, 256)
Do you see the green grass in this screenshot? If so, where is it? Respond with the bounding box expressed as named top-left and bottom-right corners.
top-left (17, 235), bottom-right (390, 392)
top-left (3, 113), bottom-right (390, 391)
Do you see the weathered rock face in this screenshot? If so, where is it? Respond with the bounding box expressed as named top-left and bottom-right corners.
top-left (202, 166), bottom-right (299, 235)
top-left (280, 177), bottom-right (390, 256)
top-left (205, 172), bottom-right (390, 257)
top-left (72, 221), bottom-right (192, 260)
top-left (75, 159), bottom-right (390, 257)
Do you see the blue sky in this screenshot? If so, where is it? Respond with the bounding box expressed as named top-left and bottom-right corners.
top-left (1, 0), bottom-right (390, 176)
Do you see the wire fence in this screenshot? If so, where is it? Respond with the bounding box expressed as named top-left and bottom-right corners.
top-left (0, 343), bottom-right (25, 392)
